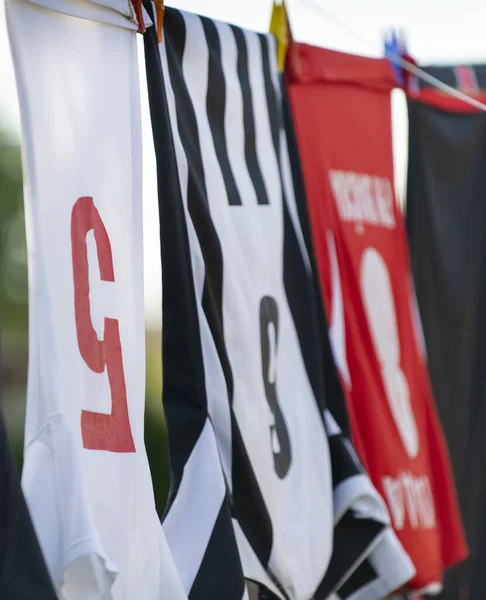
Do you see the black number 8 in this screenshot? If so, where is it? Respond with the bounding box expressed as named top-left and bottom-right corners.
top-left (260, 296), bottom-right (292, 479)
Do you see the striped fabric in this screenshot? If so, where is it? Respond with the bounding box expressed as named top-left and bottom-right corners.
top-left (143, 4), bottom-right (414, 599)
top-left (320, 411), bottom-right (416, 600)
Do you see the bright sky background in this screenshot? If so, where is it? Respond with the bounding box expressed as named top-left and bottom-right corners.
top-left (2, 0), bottom-right (486, 328)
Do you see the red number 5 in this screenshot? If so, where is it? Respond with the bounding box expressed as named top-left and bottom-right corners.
top-left (71, 196), bottom-right (135, 453)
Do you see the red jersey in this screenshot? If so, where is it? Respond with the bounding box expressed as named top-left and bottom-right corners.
top-left (286, 42), bottom-right (468, 593)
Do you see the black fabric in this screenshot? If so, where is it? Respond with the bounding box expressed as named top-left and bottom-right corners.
top-left (315, 513), bottom-right (382, 600)
top-left (337, 559), bottom-right (378, 600)
top-left (201, 19), bottom-right (244, 207)
top-left (280, 84), bottom-right (350, 437)
top-left (0, 381), bottom-right (57, 598)
top-left (143, 7), bottom-right (209, 506)
top-left (231, 26), bottom-right (269, 206)
top-left (314, 418), bottom-right (386, 600)
top-left (189, 496), bottom-right (247, 600)
top-left (417, 63), bottom-right (486, 90)
top-left (327, 429), bottom-right (364, 488)
top-left (406, 99), bottom-right (486, 600)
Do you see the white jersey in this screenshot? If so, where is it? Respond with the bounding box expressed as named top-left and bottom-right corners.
top-left (7, 1), bottom-right (186, 599)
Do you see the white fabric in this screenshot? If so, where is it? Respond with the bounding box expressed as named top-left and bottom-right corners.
top-left (326, 230), bottom-right (352, 389)
top-left (19, 0), bottom-right (152, 28)
top-left (163, 418), bottom-right (226, 594)
top-left (232, 520), bottom-right (285, 600)
top-left (7, 1), bottom-right (185, 599)
top-left (323, 410), bottom-right (415, 599)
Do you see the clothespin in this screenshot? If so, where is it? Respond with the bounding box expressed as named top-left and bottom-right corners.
top-left (269, 1), bottom-right (289, 73)
top-left (384, 29), bottom-right (418, 94)
top-left (401, 46), bottom-right (419, 95)
top-left (131, 0), bottom-right (146, 35)
top-left (130, 1), bottom-right (164, 42)
top-left (153, 0), bottom-right (165, 44)
top-left (384, 29), bottom-right (403, 86)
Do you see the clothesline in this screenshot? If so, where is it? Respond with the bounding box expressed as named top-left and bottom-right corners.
top-left (301, 0), bottom-right (486, 112)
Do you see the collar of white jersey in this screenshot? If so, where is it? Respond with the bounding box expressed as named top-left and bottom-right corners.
top-left (21, 0), bottom-right (153, 30)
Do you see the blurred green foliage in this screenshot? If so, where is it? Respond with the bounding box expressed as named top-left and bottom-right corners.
top-left (0, 124), bottom-right (28, 466)
top-left (0, 123), bottom-right (171, 517)
top-left (0, 126), bottom-right (28, 335)
top-left (145, 332), bottom-right (171, 516)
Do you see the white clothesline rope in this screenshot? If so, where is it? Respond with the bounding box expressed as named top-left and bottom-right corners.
top-left (299, 0), bottom-right (486, 112)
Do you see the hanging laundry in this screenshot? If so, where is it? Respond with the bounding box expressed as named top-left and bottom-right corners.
top-left (407, 63), bottom-right (486, 600)
top-left (282, 88), bottom-right (415, 600)
top-left (280, 48), bottom-right (353, 440)
top-left (286, 42), bottom-right (468, 594)
top-left (409, 63), bottom-right (486, 110)
top-left (6, 1), bottom-right (186, 599)
top-left (0, 369), bottom-right (57, 599)
top-left (143, 5), bottom-right (414, 599)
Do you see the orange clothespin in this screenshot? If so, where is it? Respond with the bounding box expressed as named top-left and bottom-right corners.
top-left (153, 0), bottom-right (165, 44)
top-left (269, 0), bottom-right (289, 73)
top-left (131, 0), bottom-right (146, 34)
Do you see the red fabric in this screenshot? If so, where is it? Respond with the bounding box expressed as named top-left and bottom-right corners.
top-left (287, 42), bottom-right (468, 592)
top-left (411, 87), bottom-right (486, 113)
top-left (409, 64), bottom-right (486, 112)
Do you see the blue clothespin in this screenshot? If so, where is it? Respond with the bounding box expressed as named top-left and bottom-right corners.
top-left (384, 29), bottom-right (405, 87)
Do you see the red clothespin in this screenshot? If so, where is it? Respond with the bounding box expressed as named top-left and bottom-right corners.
top-left (153, 0), bottom-right (165, 44)
top-left (131, 0), bottom-right (146, 35)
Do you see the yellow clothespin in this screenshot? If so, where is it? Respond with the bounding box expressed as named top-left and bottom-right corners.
top-left (153, 0), bottom-right (165, 44)
top-left (269, 0), bottom-right (289, 73)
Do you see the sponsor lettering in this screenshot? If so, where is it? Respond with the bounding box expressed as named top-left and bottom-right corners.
top-left (383, 471), bottom-right (436, 530)
top-left (329, 170), bottom-right (396, 229)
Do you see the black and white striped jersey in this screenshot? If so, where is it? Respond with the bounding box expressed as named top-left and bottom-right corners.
top-left (143, 5), bottom-right (414, 599)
